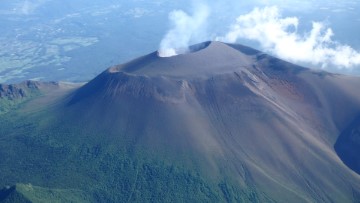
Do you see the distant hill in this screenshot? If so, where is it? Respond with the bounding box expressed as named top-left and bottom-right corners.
top-left (0, 183), bottom-right (91, 203)
top-left (0, 41), bottom-right (359, 202)
top-left (0, 81), bottom-right (43, 114)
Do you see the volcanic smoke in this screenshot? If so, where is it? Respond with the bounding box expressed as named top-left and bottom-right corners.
top-left (158, 3), bottom-right (209, 57)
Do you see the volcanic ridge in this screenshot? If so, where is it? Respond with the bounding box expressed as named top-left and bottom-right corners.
top-left (0, 41), bottom-right (360, 202)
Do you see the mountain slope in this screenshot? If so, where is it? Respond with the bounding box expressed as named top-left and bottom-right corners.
top-left (0, 184), bottom-right (91, 203)
top-left (0, 81), bottom-right (48, 114)
top-left (335, 115), bottom-right (360, 175)
top-left (0, 41), bottom-right (359, 202)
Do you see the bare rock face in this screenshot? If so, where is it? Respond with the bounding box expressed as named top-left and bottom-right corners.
top-left (0, 81), bottom-right (60, 100)
top-left (62, 41), bottom-right (360, 202)
top-left (0, 80), bottom-right (62, 114)
top-left (0, 81), bottom-right (40, 100)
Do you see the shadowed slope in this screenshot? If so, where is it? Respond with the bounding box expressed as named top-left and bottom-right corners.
top-left (335, 115), bottom-right (360, 174)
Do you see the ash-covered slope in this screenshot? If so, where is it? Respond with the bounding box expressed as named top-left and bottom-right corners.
top-left (1, 41), bottom-right (360, 202)
top-left (64, 41), bottom-right (360, 202)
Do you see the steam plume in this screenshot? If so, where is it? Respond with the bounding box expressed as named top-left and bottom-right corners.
top-left (158, 2), bottom-right (209, 57)
top-left (218, 6), bottom-right (360, 69)
top-left (17, 0), bottom-right (47, 15)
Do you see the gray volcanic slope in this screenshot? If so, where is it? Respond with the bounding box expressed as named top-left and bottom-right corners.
top-left (65, 41), bottom-right (360, 202)
top-left (1, 41), bottom-right (360, 202)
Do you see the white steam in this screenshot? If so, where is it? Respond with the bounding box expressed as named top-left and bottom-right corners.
top-left (218, 6), bottom-right (360, 69)
top-left (16, 0), bottom-right (48, 15)
top-left (158, 3), bottom-right (210, 57)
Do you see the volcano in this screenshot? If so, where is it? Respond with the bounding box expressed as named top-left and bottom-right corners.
top-left (0, 41), bottom-right (359, 202)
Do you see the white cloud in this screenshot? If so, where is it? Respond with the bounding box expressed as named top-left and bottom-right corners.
top-left (158, 2), bottom-right (210, 57)
top-left (21, 1), bottom-right (34, 15)
top-left (218, 6), bottom-right (360, 69)
top-left (125, 8), bottom-right (150, 18)
top-left (13, 0), bottom-right (49, 15)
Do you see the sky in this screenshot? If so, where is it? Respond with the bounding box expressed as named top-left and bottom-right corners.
top-left (159, 0), bottom-right (360, 72)
top-left (0, 0), bottom-right (360, 83)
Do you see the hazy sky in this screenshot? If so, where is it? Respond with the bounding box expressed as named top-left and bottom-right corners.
top-left (160, 0), bottom-right (360, 71)
top-left (0, 0), bottom-right (360, 83)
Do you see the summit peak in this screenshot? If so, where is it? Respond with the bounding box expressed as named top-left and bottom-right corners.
top-left (109, 41), bottom-right (262, 78)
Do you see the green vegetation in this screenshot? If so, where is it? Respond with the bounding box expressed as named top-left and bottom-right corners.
top-left (0, 107), bottom-right (268, 202)
top-left (0, 86), bottom-right (40, 114)
top-left (0, 184), bottom-right (91, 203)
top-left (0, 97), bottom-right (32, 115)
